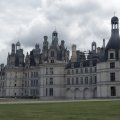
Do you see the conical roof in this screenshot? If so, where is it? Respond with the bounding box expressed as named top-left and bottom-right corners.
top-left (111, 16), bottom-right (119, 24)
top-left (105, 33), bottom-right (120, 50)
top-left (106, 15), bottom-right (120, 50)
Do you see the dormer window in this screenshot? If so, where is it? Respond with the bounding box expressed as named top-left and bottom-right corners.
top-left (71, 63), bottom-right (74, 68)
top-left (110, 53), bottom-right (114, 59)
top-left (108, 50), bottom-right (116, 60)
top-left (51, 51), bottom-right (54, 57)
top-left (80, 62), bottom-right (83, 67)
top-left (110, 72), bottom-right (115, 82)
top-left (110, 62), bottom-right (115, 68)
top-left (51, 60), bottom-right (54, 63)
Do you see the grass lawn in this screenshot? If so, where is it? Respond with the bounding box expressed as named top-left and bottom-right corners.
top-left (0, 100), bottom-right (120, 120)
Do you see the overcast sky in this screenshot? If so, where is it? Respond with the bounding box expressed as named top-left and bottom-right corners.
top-left (0, 0), bottom-right (120, 63)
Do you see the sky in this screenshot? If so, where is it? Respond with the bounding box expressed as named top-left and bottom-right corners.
top-left (0, 0), bottom-right (120, 64)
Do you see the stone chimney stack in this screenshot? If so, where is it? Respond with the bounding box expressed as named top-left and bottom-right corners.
top-left (103, 39), bottom-right (105, 48)
top-left (11, 43), bottom-right (15, 54)
top-left (71, 44), bottom-right (77, 62)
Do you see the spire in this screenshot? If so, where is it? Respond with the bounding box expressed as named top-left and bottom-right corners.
top-left (114, 11), bottom-right (115, 16)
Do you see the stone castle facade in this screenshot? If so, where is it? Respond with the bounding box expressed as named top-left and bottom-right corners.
top-left (0, 16), bottom-right (120, 99)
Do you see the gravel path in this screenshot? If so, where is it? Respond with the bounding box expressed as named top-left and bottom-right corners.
top-left (0, 99), bottom-right (120, 104)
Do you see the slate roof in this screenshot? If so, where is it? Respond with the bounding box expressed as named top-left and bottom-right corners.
top-left (65, 59), bottom-right (97, 69)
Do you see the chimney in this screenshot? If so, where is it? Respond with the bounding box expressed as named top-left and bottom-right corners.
top-left (71, 44), bottom-right (77, 62)
top-left (103, 39), bottom-right (105, 48)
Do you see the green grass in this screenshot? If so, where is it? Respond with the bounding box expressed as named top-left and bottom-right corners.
top-left (0, 101), bottom-right (120, 120)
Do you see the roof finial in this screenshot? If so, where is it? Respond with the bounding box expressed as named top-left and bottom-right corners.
top-left (55, 26), bottom-right (56, 31)
top-left (114, 11), bottom-right (116, 16)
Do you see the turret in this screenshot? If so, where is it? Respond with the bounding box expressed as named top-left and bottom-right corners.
top-left (105, 16), bottom-right (120, 60)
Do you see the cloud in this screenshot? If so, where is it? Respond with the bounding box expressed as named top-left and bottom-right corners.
top-left (0, 0), bottom-right (120, 63)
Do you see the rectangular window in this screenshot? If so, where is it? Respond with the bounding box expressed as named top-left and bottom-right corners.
top-left (110, 62), bottom-right (115, 69)
top-left (76, 69), bottom-right (78, 74)
top-left (50, 68), bottom-right (53, 75)
top-left (46, 78), bottom-right (48, 85)
top-left (72, 78), bottom-right (74, 85)
top-left (111, 86), bottom-right (116, 96)
top-left (67, 70), bottom-right (70, 74)
top-left (25, 73), bottom-right (27, 78)
top-left (36, 72), bottom-right (38, 77)
top-left (34, 72), bottom-right (36, 77)
top-left (110, 53), bottom-right (114, 59)
top-left (67, 78), bottom-right (70, 85)
top-left (80, 77), bottom-right (83, 84)
top-left (80, 68), bottom-right (83, 73)
top-left (49, 88), bottom-right (53, 96)
top-left (51, 51), bottom-right (54, 57)
top-left (72, 70), bottom-right (74, 74)
top-left (28, 72), bottom-right (29, 78)
top-left (46, 68), bottom-right (48, 74)
top-left (85, 77), bottom-right (88, 84)
top-left (110, 73), bottom-right (115, 81)
top-left (31, 72), bottom-right (33, 78)
top-left (76, 77), bottom-right (79, 84)
top-left (46, 88), bottom-right (48, 96)
top-left (85, 68), bottom-right (88, 73)
top-left (90, 68), bottom-right (92, 73)
top-left (90, 76), bottom-right (92, 84)
top-left (51, 60), bottom-right (54, 63)
top-left (25, 81), bottom-right (27, 87)
top-left (36, 80), bottom-right (38, 86)
top-left (50, 78), bottom-right (53, 85)
top-left (94, 76), bottom-right (97, 84)
top-left (94, 67), bottom-right (96, 72)
top-left (31, 80), bottom-right (33, 87)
